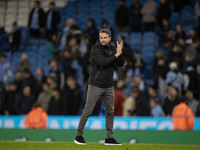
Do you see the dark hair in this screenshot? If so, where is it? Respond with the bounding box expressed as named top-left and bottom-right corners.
top-left (49, 1), bottom-right (55, 6)
top-left (34, 1), bottom-right (40, 5)
top-left (0, 54), bottom-right (6, 58)
top-left (32, 102), bottom-right (41, 109)
top-left (151, 98), bottom-right (159, 104)
top-left (53, 88), bottom-right (61, 93)
top-left (43, 82), bottom-right (50, 87)
top-left (99, 29), bottom-right (111, 37)
top-left (13, 21), bottom-right (17, 26)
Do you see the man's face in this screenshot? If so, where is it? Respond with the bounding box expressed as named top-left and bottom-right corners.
top-left (99, 33), bottom-right (111, 46)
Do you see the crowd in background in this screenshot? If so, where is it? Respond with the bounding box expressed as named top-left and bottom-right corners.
top-left (0, 0), bottom-right (200, 118)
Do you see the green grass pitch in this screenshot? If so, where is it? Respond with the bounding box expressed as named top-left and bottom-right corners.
top-left (0, 141), bottom-right (200, 150)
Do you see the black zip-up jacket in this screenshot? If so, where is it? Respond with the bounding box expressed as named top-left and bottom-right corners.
top-left (89, 41), bottom-right (124, 88)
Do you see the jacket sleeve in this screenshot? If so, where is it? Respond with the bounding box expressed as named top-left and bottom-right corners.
top-left (186, 108), bottom-right (194, 130)
top-left (91, 46), bottom-right (116, 67)
top-left (114, 54), bottom-right (125, 67)
top-left (28, 9), bottom-right (34, 27)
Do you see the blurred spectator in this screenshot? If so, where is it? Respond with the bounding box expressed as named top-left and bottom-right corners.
top-left (172, 0), bottom-right (183, 13)
top-left (156, 0), bottom-right (171, 27)
top-left (101, 20), bottom-right (114, 40)
top-left (15, 85), bottom-right (35, 114)
top-left (37, 82), bottom-right (52, 112)
top-left (115, 0), bottom-right (129, 32)
top-left (185, 28), bottom-right (199, 45)
top-left (141, 0), bottom-right (157, 31)
top-left (116, 35), bottom-right (133, 79)
top-left (24, 102), bottom-right (47, 129)
top-left (132, 74), bottom-right (146, 92)
top-left (49, 60), bottom-right (65, 89)
top-left (123, 86), bottom-right (136, 116)
top-left (157, 19), bottom-right (172, 46)
top-left (0, 27), bottom-right (9, 51)
top-left (150, 98), bottom-right (164, 117)
top-left (45, 2), bottom-right (61, 39)
top-left (9, 22), bottom-right (21, 53)
top-left (185, 91), bottom-right (199, 115)
top-left (183, 52), bottom-right (198, 94)
top-left (118, 35), bottom-right (134, 63)
top-left (47, 88), bottom-right (66, 115)
top-left (152, 52), bottom-right (168, 103)
top-left (3, 82), bottom-right (18, 115)
top-left (195, 0), bottom-right (200, 22)
top-left (175, 24), bottom-right (186, 40)
top-left (46, 34), bottom-right (59, 61)
top-left (196, 103), bottom-right (200, 116)
top-left (0, 54), bottom-right (12, 85)
top-left (80, 34), bottom-right (91, 57)
top-left (148, 85), bottom-right (161, 103)
top-left (158, 40), bottom-right (172, 57)
top-left (12, 71), bottom-right (23, 93)
top-left (60, 18), bottom-right (75, 50)
top-left (62, 76), bottom-right (82, 115)
top-left (64, 37), bottom-right (81, 64)
top-left (167, 30), bottom-right (176, 44)
top-left (166, 62), bottom-right (184, 92)
top-left (129, 0), bottom-right (143, 32)
top-left (85, 19), bottom-right (98, 45)
top-left (61, 50), bottom-right (76, 79)
top-left (167, 44), bottom-right (184, 69)
top-left (163, 84), bottom-right (181, 116)
top-left (114, 85), bottom-right (125, 116)
top-left (46, 76), bottom-right (57, 90)
top-left (172, 97), bottom-right (194, 130)
top-left (67, 25), bottom-right (82, 45)
top-left (133, 51), bottom-right (145, 74)
top-left (196, 64), bottom-right (200, 100)
top-left (22, 68), bottom-right (41, 96)
top-left (82, 35), bottom-right (92, 84)
top-left (28, 1), bottom-right (45, 39)
top-left (35, 67), bottom-right (47, 84)
top-left (17, 52), bottom-right (31, 72)
top-left (132, 86), bottom-right (150, 116)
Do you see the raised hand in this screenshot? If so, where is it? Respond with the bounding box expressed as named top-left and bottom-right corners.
top-left (116, 40), bottom-right (123, 52)
top-left (115, 40), bottom-right (123, 58)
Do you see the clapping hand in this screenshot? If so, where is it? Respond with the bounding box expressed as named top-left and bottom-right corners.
top-left (115, 40), bottom-right (123, 58)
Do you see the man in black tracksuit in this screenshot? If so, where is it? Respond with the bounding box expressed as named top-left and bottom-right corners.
top-left (74, 29), bottom-right (124, 145)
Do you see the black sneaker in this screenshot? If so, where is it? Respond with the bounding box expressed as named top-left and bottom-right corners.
top-left (74, 136), bottom-right (87, 145)
top-left (104, 138), bottom-right (122, 145)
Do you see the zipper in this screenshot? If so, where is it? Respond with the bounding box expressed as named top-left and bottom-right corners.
top-left (95, 67), bottom-right (101, 79)
top-left (95, 70), bottom-right (100, 79)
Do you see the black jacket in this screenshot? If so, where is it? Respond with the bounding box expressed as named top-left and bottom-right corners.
top-left (48, 96), bottom-right (65, 115)
top-left (62, 84), bottom-right (82, 115)
top-left (89, 41), bottom-right (124, 88)
top-left (45, 9), bottom-right (61, 32)
top-left (28, 8), bottom-right (45, 29)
